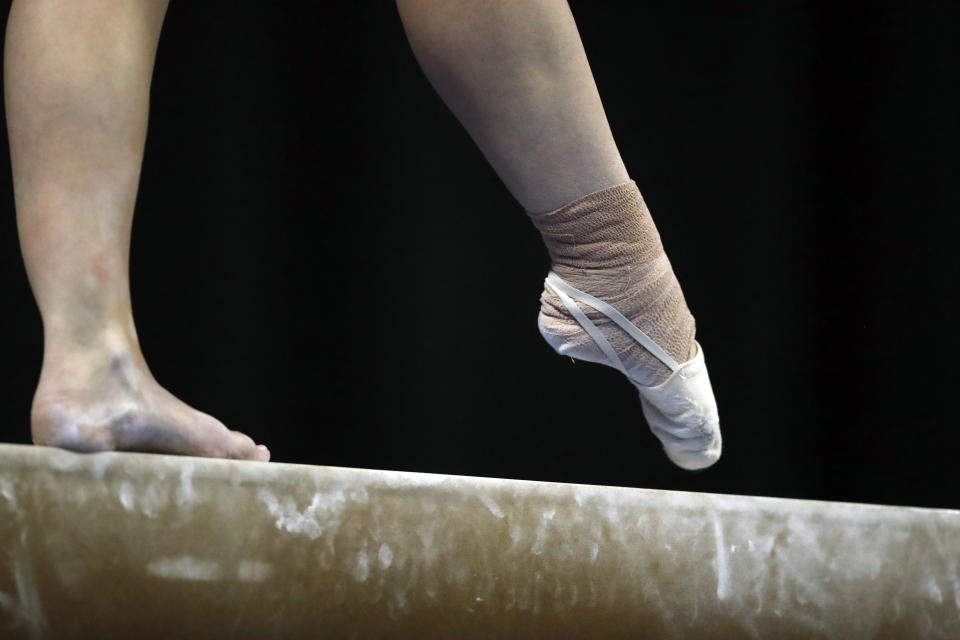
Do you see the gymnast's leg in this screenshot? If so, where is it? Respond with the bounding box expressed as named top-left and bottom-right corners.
top-left (4, 0), bottom-right (269, 461)
top-left (396, 0), bottom-right (721, 469)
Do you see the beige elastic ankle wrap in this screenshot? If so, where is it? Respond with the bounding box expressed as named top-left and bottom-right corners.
top-left (531, 180), bottom-right (695, 387)
top-left (529, 180), bottom-right (721, 470)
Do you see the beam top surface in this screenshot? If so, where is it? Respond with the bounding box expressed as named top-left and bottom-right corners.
top-left (1, 443), bottom-right (958, 639)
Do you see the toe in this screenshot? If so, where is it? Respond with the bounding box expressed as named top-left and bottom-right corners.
top-left (635, 341), bottom-right (722, 471)
top-left (252, 444), bottom-right (271, 462)
top-left (225, 430), bottom-right (258, 460)
top-left (183, 414), bottom-right (247, 460)
top-left (662, 432), bottom-right (721, 470)
top-left (226, 430), bottom-right (269, 462)
top-left (642, 398), bottom-right (722, 470)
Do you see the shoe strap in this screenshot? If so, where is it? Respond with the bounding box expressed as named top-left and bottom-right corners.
top-left (544, 276), bottom-right (629, 376)
top-left (544, 271), bottom-right (681, 373)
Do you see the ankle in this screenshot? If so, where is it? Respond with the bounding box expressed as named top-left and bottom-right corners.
top-left (42, 320), bottom-right (145, 371)
top-left (550, 255), bottom-right (670, 305)
top-left (528, 180), bottom-right (664, 272)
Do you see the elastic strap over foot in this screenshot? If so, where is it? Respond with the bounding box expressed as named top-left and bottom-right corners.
top-left (543, 271), bottom-right (680, 376)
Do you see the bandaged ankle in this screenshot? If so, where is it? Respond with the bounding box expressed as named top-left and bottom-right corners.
top-left (529, 180), bottom-right (696, 387)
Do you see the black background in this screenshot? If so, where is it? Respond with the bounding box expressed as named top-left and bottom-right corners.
top-left (1, 1), bottom-right (957, 509)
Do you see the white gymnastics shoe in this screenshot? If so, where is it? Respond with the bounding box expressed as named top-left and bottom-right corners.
top-left (543, 271), bottom-right (722, 470)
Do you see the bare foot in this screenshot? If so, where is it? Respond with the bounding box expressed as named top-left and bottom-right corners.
top-left (31, 347), bottom-right (269, 462)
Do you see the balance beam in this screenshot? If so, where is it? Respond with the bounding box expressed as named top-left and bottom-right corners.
top-left (0, 443), bottom-right (957, 639)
